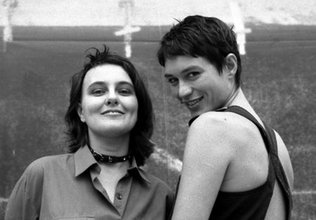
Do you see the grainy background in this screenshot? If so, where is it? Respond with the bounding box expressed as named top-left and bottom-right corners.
top-left (0, 1), bottom-right (315, 219)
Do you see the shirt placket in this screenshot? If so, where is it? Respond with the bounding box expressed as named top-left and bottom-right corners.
top-left (113, 175), bottom-right (132, 216)
top-left (90, 166), bottom-right (133, 217)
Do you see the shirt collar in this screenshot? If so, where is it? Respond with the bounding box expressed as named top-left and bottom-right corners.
top-left (74, 145), bottom-right (151, 185)
top-left (128, 159), bottom-right (151, 185)
top-left (74, 145), bottom-right (98, 177)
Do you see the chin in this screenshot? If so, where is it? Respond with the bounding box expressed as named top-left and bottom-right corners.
top-left (103, 128), bottom-right (131, 137)
top-left (98, 124), bottom-right (134, 137)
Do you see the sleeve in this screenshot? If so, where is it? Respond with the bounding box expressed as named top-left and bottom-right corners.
top-left (5, 160), bottom-right (44, 220)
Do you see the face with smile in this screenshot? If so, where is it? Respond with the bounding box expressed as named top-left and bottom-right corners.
top-left (78, 64), bottom-right (138, 139)
top-left (164, 56), bottom-right (235, 118)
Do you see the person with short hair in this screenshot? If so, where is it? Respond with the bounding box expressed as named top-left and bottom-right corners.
top-left (157, 15), bottom-right (293, 220)
top-left (5, 45), bottom-right (174, 220)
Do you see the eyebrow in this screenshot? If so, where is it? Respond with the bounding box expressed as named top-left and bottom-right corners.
top-left (87, 81), bottom-right (134, 89)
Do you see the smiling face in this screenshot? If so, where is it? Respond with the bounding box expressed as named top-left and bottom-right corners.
top-left (77, 64), bottom-right (138, 140)
top-left (164, 56), bottom-right (235, 117)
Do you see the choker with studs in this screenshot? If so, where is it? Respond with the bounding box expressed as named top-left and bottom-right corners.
top-left (88, 145), bottom-right (132, 163)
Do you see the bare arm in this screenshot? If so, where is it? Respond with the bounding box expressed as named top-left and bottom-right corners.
top-left (275, 131), bottom-right (294, 190)
top-left (171, 113), bottom-right (234, 220)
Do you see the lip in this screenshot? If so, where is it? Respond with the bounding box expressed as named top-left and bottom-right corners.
top-left (182, 96), bottom-right (203, 109)
top-left (101, 109), bottom-right (124, 115)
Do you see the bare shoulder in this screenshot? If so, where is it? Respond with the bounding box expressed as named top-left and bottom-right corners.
top-left (185, 111), bottom-right (233, 154)
top-left (189, 111), bottom-right (239, 131)
top-left (274, 131), bottom-right (294, 189)
top-left (186, 111), bottom-right (253, 159)
top-left (188, 111), bottom-right (234, 142)
top-left (189, 111), bottom-right (257, 144)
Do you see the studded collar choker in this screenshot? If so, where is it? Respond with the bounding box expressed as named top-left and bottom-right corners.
top-left (88, 145), bottom-right (132, 163)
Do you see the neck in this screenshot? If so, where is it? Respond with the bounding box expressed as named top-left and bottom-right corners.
top-left (225, 88), bottom-right (255, 113)
top-left (88, 132), bottom-right (130, 157)
top-left (223, 86), bottom-right (240, 108)
top-left (227, 88), bottom-right (264, 126)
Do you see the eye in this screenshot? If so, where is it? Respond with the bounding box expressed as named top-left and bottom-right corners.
top-left (91, 88), bottom-right (105, 96)
top-left (166, 77), bottom-right (179, 86)
top-left (187, 71), bottom-right (200, 79)
top-left (118, 87), bottom-right (135, 96)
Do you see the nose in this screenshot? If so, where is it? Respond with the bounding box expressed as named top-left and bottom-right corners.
top-left (105, 97), bottom-right (118, 106)
top-left (105, 90), bottom-right (119, 106)
top-left (178, 81), bottom-right (192, 100)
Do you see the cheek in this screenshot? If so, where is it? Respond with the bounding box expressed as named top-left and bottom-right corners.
top-left (124, 97), bottom-right (138, 113)
top-left (133, 99), bottom-right (139, 122)
top-left (132, 99), bottom-right (139, 114)
top-left (169, 86), bottom-right (179, 98)
top-left (81, 99), bottom-right (101, 115)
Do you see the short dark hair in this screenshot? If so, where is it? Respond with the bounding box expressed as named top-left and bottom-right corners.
top-left (65, 45), bottom-right (154, 166)
top-left (157, 15), bottom-right (242, 88)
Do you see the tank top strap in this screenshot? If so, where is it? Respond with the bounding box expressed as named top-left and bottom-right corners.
top-left (263, 121), bottom-right (293, 219)
top-left (221, 105), bottom-right (292, 220)
top-left (220, 105), bottom-right (276, 184)
top-left (219, 106), bottom-right (273, 153)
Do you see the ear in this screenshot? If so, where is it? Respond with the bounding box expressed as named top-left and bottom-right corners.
top-left (224, 53), bottom-right (238, 79)
top-left (77, 103), bottom-right (86, 123)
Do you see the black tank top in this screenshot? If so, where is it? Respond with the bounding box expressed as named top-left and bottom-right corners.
top-left (185, 106), bottom-right (293, 220)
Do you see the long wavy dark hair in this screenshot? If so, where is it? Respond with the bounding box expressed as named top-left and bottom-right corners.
top-left (157, 15), bottom-right (242, 88)
top-left (65, 45), bottom-right (154, 166)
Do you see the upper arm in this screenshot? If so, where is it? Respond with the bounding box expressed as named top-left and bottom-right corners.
top-left (172, 113), bottom-right (235, 220)
top-left (274, 131), bottom-right (294, 190)
top-left (5, 160), bottom-right (44, 220)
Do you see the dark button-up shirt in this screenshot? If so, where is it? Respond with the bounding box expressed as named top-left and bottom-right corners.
top-left (5, 146), bottom-right (174, 220)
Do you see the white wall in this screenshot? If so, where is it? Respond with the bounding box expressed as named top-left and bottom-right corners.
top-left (1, 0), bottom-right (316, 26)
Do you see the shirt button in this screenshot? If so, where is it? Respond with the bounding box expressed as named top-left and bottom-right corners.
top-left (116, 193), bottom-right (123, 200)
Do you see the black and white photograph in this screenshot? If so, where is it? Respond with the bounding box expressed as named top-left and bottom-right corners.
top-left (1, 0), bottom-right (315, 219)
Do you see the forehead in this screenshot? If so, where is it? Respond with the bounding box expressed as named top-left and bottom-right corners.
top-left (164, 56), bottom-right (210, 75)
top-left (83, 64), bottom-right (132, 85)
